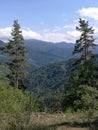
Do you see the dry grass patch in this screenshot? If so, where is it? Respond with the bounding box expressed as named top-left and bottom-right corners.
top-left (29, 112), bottom-right (92, 130)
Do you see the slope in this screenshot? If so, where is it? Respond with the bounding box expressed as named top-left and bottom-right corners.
top-left (29, 59), bottom-right (74, 97)
top-left (24, 39), bottom-right (74, 70)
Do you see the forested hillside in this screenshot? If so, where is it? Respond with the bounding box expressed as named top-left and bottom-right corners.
top-left (29, 59), bottom-right (74, 96)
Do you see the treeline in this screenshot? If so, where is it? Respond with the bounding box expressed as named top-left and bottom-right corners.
top-left (0, 19), bottom-right (98, 129)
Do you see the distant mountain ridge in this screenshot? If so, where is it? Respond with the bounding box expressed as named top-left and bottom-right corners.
top-left (24, 39), bottom-right (74, 70)
top-left (0, 39), bottom-right (98, 71)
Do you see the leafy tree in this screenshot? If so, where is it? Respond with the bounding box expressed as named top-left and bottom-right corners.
top-left (0, 20), bottom-right (28, 89)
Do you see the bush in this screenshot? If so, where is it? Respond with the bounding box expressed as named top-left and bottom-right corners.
top-left (0, 70), bottom-right (44, 129)
top-left (62, 85), bottom-right (98, 112)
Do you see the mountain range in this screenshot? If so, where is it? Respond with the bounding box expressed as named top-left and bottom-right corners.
top-left (0, 39), bottom-right (75, 70)
top-left (0, 39), bottom-right (98, 71)
top-left (0, 39), bottom-right (98, 97)
top-left (24, 39), bottom-right (75, 70)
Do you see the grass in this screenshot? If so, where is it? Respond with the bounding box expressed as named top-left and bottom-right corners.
top-left (0, 111), bottom-right (98, 130)
top-left (27, 112), bottom-right (98, 130)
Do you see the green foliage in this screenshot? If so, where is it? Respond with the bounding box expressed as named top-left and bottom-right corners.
top-left (0, 20), bottom-right (28, 89)
top-left (0, 69), bottom-right (44, 129)
top-left (29, 59), bottom-right (74, 112)
top-left (62, 19), bottom-right (98, 113)
top-left (43, 90), bottom-right (63, 113)
top-left (69, 59), bottom-right (96, 88)
top-left (0, 85), bottom-right (44, 114)
top-left (0, 88), bottom-right (44, 129)
top-left (73, 18), bottom-right (96, 62)
top-left (62, 85), bottom-right (98, 112)
top-left (25, 92), bottom-right (44, 112)
top-left (30, 59), bottom-right (73, 96)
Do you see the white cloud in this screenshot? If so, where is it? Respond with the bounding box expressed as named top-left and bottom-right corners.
top-left (0, 27), bottom-right (42, 42)
top-left (22, 29), bottom-right (41, 39)
top-left (93, 27), bottom-right (98, 43)
top-left (63, 24), bottom-right (75, 30)
top-left (39, 24), bottom-right (79, 43)
top-left (0, 27), bottom-right (12, 41)
top-left (52, 26), bottom-right (63, 33)
top-left (77, 7), bottom-right (98, 21)
top-left (41, 32), bottom-right (66, 43)
top-left (40, 31), bottom-right (79, 43)
top-left (0, 27), bottom-right (81, 43)
top-left (67, 30), bottom-right (80, 38)
top-left (38, 24), bottom-right (78, 43)
top-left (0, 26), bottom-right (78, 43)
top-left (0, 25), bottom-right (97, 44)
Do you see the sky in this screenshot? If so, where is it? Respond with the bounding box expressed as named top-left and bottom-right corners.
top-left (0, 0), bottom-right (98, 43)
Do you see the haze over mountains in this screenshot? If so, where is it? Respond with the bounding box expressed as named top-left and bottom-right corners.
top-left (0, 39), bottom-right (97, 71)
top-left (25, 39), bottom-right (75, 70)
top-left (0, 39), bottom-right (74, 70)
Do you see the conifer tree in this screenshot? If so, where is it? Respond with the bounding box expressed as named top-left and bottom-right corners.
top-left (62, 19), bottom-right (98, 112)
top-left (1, 20), bottom-right (28, 89)
top-left (72, 18), bottom-right (96, 86)
top-left (73, 18), bottom-right (96, 63)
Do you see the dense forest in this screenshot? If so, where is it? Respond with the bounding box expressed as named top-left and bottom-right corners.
top-left (0, 19), bottom-right (98, 130)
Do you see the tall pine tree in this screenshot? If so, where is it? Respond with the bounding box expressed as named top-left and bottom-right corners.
top-left (73, 18), bottom-right (96, 63)
top-left (62, 19), bottom-right (98, 112)
top-left (72, 18), bottom-right (96, 86)
top-left (1, 20), bottom-right (28, 89)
